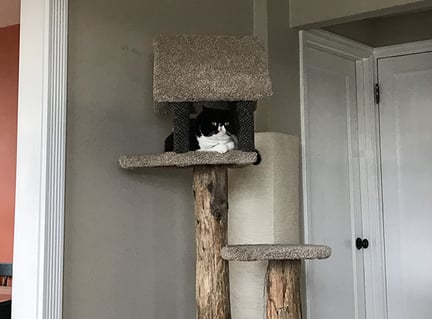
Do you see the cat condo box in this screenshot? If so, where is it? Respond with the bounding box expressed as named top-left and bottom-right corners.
top-left (153, 35), bottom-right (273, 154)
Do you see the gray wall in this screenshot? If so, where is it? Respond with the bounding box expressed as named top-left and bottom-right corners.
top-left (289, 0), bottom-right (432, 28)
top-left (267, 0), bottom-right (300, 137)
top-left (326, 9), bottom-right (432, 46)
top-left (253, 0), bottom-right (270, 132)
top-left (324, 19), bottom-right (373, 45)
top-left (64, 1), bottom-right (253, 318)
top-left (252, 0), bottom-right (301, 136)
top-left (371, 9), bottom-right (432, 46)
top-left (254, 0), bottom-right (300, 136)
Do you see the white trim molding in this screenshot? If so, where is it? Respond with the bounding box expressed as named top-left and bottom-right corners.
top-left (356, 56), bottom-right (388, 319)
top-left (302, 29), bottom-right (373, 61)
top-left (12, 0), bottom-right (68, 318)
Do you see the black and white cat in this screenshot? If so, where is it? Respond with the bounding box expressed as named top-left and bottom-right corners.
top-left (165, 107), bottom-right (238, 153)
top-left (165, 107), bottom-right (261, 164)
top-left (195, 107), bottom-right (238, 153)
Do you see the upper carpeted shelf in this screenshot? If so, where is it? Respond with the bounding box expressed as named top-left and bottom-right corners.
top-left (119, 150), bottom-right (258, 169)
top-left (153, 35), bottom-right (273, 114)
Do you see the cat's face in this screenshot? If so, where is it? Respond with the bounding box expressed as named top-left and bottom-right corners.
top-left (197, 108), bottom-right (237, 137)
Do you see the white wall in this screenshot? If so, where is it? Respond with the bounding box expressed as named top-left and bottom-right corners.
top-left (64, 1), bottom-right (253, 318)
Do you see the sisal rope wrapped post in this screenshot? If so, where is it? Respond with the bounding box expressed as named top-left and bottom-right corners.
top-left (193, 166), bottom-right (231, 319)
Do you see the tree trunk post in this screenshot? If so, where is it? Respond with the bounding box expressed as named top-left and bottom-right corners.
top-left (193, 166), bottom-right (231, 319)
top-left (265, 260), bottom-right (302, 319)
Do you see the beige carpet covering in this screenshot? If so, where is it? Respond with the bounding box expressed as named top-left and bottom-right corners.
top-left (119, 150), bottom-right (257, 168)
top-left (153, 35), bottom-right (272, 113)
top-left (221, 244), bottom-right (331, 261)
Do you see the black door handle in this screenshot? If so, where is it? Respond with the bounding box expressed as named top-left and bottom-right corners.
top-left (356, 238), bottom-right (369, 250)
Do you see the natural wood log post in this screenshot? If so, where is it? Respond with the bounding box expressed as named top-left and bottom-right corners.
top-left (265, 260), bottom-right (302, 319)
top-left (193, 166), bottom-right (231, 319)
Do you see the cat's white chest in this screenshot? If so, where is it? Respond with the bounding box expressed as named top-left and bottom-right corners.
top-left (197, 131), bottom-right (236, 153)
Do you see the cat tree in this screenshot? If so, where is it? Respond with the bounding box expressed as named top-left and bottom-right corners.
top-left (119, 35), bottom-right (331, 319)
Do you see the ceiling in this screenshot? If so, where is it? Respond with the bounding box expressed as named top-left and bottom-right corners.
top-left (0, 0), bottom-right (20, 28)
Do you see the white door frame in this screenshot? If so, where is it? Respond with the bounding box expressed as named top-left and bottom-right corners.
top-left (12, 0), bottom-right (68, 318)
top-left (300, 30), bottom-right (387, 319)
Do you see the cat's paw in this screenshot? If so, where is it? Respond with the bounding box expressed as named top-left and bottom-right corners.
top-left (225, 141), bottom-right (235, 151)
top-left (211, 144), bottom-right (228, 153)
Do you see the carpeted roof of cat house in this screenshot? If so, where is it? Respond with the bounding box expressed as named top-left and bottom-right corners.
top-left (153, 35), bottom-right (273, 114)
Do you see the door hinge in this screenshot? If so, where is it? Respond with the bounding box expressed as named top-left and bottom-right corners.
top-left (374, 83), bottom-right (380, 104)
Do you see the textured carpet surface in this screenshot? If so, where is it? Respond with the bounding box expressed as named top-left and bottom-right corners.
top-left (153, 35), bottom-right (272, 112)
top-left (221, 244), bottom-right (331, 261)
top-left (119, 151), bottom-right (257, 168)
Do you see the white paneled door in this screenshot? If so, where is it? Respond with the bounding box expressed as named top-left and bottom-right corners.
top-left (378, 51), bottom-right (432, 319)
top-left (302, 44), bottom-right (366, 319)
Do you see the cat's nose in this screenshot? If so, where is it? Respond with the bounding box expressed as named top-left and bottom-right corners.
top-left (219, 126), bottom-right (226, 133)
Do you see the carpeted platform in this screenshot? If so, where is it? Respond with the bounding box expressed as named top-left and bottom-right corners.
top-left (153, 35), bottom-right (272, 113)
top-left (221, 244), bottom-right (331, 261)
top-left (119, 151), bottom-right (258, 169)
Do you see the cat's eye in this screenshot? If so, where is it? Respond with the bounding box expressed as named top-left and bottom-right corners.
top-left (224, 122), bottom-right (230, 126)
top-left (212, 122), bottom-right (217, 126)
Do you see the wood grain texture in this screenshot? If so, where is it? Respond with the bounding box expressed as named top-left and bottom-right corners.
top-left (265, 260), bottom-right (302, 319)
top-left (193, 166), bottom-right (231, 319)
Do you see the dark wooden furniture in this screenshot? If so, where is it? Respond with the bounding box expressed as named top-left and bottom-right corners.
top-left (0, 264), bottom-right (12, 287)
top-left (0, 299), bottom-right (11, 319)
top-left (0, 264), bottom-right (12, 319)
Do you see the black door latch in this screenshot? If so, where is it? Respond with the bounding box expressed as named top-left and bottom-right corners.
top-left (356, 238), bottom-right (369, 250)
